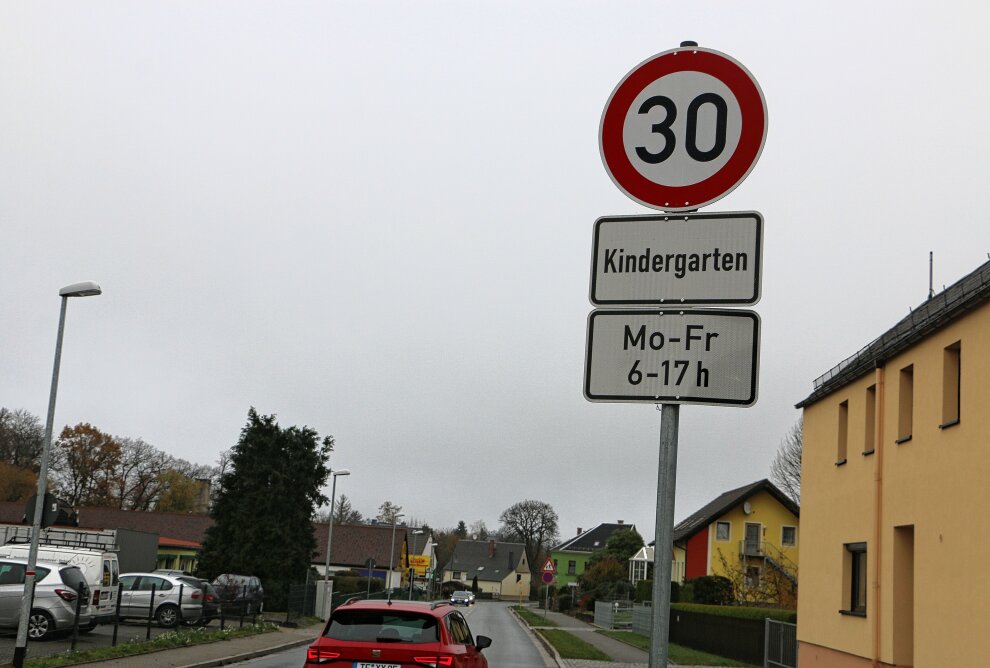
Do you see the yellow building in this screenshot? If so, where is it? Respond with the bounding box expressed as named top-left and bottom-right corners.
top-left (672, 479), bottom-right (799, 607)
top-left (796, 260), bottom-right (990, 667)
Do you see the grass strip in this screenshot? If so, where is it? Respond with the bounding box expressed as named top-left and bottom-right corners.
top-left (596, 630), bottom-right (756, 667)
top-left (5, 622), bottom-right (279, 668)
top-left (510, 605), bottom-right (558, 627)
top-left (537, 629), bottom-right (610, 661)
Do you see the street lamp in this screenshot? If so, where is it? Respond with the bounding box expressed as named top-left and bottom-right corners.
top-left (322, 468), bottom-right (350, 619)
top-left (13, 282), bottom-right (101, 668)
top-left (386, 513), bottom-right (404, 602)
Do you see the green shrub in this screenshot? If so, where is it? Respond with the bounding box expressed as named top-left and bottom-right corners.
top-left (687, 576), bottom-right (733, 605)
top-left (635, 579), bottom-right (652, 602)
top-left (669, 580), bottom-right (681, 603)
top-left (557, 593), bottom-right (573, 612)
top-left (672, 602), bottom-right (797, 623)
top-left (680, 581), bottom-right (694, 602)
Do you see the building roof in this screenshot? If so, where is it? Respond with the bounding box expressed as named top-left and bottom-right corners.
top-left (446, 540), bottom-right (527, 582)
top-left (313, 523), bottom-right (407, 569)
top-left (797, 259), bottom-right (990, 408)
top-left (669, 479), bottom-right (799, 544)
top-left (0, 502), bottom-right (214, 544)
top-left (0, 502), bottom-right (409, 570)
top-left (552, 522), bottom-right (636, 553)
top-left (159, 536), bottom-right (201, 549)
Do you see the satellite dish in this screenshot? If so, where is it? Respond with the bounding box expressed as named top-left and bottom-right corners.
top-left (743, 501), bottom-right (753, 515)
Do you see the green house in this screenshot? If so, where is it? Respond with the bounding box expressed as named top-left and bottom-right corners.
top-left (550, 522), bottom-right (636, 586)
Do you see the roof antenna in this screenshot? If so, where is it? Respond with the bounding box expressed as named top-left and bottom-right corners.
top-left (928, 251), bottom-right (935, 300)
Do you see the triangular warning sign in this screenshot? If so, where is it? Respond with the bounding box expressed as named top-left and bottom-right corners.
top-left (542, 558), bottom-right (556, 573)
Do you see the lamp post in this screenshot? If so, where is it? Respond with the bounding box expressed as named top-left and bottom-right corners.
top-left (322, 468), bottom-right (350, 619)
top-left (409, 529), bottom-right (424, 600)
top-left (386, 513), bottom-right (404, 602)
top-left (13, 282), bottom-right (101, 668)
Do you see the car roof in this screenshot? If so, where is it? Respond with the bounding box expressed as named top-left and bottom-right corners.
top-left (0, 557), bottom-right (70, 569)
top-left (335, 599), bottom-right (453, 616)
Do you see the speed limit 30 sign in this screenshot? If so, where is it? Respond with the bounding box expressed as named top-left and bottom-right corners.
top-left (600, 46), bottom-right (767, 211)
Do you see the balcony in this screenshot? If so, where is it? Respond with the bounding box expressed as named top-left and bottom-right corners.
top-left (739, 539), bottom-right (764, 558)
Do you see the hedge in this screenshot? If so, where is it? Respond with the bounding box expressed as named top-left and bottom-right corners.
top-left (672, 602), bottom-right (796, 623)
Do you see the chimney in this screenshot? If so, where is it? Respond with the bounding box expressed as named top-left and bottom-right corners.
top-left (617, 520), bottom-right (624, 525)
top-left (577, 527), bottom-right (583, 535)
top-left (488, 539), bottom-right (496, 558)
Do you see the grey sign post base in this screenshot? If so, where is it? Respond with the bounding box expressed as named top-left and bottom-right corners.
top-left (650, 403), bottom-right (679, 668)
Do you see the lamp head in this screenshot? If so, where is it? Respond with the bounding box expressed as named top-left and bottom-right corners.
top-left (59, 281), bottom-right (102, 298)
top-left (333, 469), bottom-right (351, 477)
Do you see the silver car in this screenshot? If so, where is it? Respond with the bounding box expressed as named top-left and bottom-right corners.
top-left (0, 558), bottom-right (93, 640)
top-left (118, 572), bottom-right (204, 628)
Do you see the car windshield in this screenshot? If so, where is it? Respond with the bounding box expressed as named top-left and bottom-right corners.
top-left (177, 576), bottom-right (204, 590)
top-left (325, 609), bottom-right (439, 643)
top-left (453, 592), bottom-right (468, 598)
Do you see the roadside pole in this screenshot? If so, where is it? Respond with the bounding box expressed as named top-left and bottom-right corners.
top-left (650, 404), bottom-right (679, 668)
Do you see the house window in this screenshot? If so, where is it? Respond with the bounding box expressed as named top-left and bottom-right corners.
top-left (897, 365), bottom-right (913, 443)
top-left (864, 385), bottom-right (876, 455)
top-left (941, 341), bottom-right (960, 428)
top-left (715, 521), bottom-right (730, 541)
top-left (453, 571), bottom-right (462, 580)
top-left (781, 526), bottom-right (797, 547)
top-left (844, 542), bottom-right (868, 615)
top-left (837, 400), bottom-right (848, 464)
top-left (567, 561), bottom-right (576, 575)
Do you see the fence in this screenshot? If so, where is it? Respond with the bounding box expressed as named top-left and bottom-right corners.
top-left (593, 600), bottom-right (633, 630)
top-left (0, 580), bottom-right (267, 666)
top-left (764, 619), bottom-right (797, 668)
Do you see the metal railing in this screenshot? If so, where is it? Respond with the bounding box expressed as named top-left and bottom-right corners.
top-left (764, 619), bottom-right (797, 668)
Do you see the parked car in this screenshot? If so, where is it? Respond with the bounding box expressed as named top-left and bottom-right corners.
top-left (177, 577), bottom-right (221, 625)
top-left (117, 572), bottom-right (204, 628)
top-left (449, 590), bottom-right (471, 606)
top-left (212, 574), bottom-right (263, 614)
top-left (0, 558), bottom-right (92, 640)
top-left (0, 543), bottom-right (119, 625)
top-left (306, 599), bottom-right (491, 667)
top-left (467, 591), bottom-right (476, 604)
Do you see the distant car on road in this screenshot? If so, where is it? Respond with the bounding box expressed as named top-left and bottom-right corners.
top-left (450, 590), bottom-right (472, 606)
top-left (306, 598), bottom-right (491, 668)
top-left (118, 572), bottom-right (204, 627)
top-left (0, 558), bottom-right (92, 640)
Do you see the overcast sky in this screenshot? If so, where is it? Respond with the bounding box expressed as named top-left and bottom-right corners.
top-left (3, 2), bottom-right (990, 543)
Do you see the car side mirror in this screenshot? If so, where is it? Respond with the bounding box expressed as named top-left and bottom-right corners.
top-left (475, 635), bottom-right (492, 650)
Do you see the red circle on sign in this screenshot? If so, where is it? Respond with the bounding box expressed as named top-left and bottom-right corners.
top-left (600, 47), bottom-right (767, 211)
top-left (542, 572), bottom-right (554, 584)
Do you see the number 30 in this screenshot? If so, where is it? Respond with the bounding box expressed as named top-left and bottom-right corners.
top-left (635, 93), bottom-right (728, 164)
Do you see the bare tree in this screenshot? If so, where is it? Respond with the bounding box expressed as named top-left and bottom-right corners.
top-left (498, 499), bottom-right (559, 568)
top-left (468, 520), bottom-right (489, 540)
top-left (0, 408), bottom-right (45, 470)
top-left (377, 500), bottom-right (403, 525)
top-left (770, 418), bottom-right (803, 503)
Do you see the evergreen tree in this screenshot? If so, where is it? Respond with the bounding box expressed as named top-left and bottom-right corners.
top-left (197, 409), bottom-right (333, 605)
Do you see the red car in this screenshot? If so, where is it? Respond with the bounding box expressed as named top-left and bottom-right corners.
top-left (305, 599), bottom-right (492, 668)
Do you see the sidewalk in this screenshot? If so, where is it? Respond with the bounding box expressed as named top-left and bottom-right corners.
top-left (90, 621), bottom-right (324, 668)
top-left (528, 607), bottom-right (724, 668)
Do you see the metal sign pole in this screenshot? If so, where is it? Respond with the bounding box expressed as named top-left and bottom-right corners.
top-left (650, 403), bottom-right (679, 668)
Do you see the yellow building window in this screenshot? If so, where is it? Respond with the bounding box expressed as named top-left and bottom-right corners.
top-left (941, 341), bottom-right (960, 428)
top-left (842, 542), bottom-right (867, 616)
top-left (896, 365), bottom-right (913, 444)
top-left (863, 384), bottom-right (876, 455)
top-left (836, 400), bottom-right (848, 465)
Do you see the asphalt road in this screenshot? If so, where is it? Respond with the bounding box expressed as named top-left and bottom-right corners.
top-left (232, 601), bottom-right (555, 668)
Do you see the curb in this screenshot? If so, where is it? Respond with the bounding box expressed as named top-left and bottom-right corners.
top-left (508, 607), bottom-right (564, 668)
top-left (175, 635), bottom-right (314, 668)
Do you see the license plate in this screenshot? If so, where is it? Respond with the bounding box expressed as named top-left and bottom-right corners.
top-left (355, 664), bottom-right (401, 668)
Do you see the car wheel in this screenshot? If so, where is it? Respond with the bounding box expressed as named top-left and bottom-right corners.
top-left (28, 610), bottom-right (55, 641)
top-left (156, 604), bottom-right (180, 628)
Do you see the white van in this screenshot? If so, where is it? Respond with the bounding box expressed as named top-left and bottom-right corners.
top-left (0, 544), bottom-right (120, 624)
